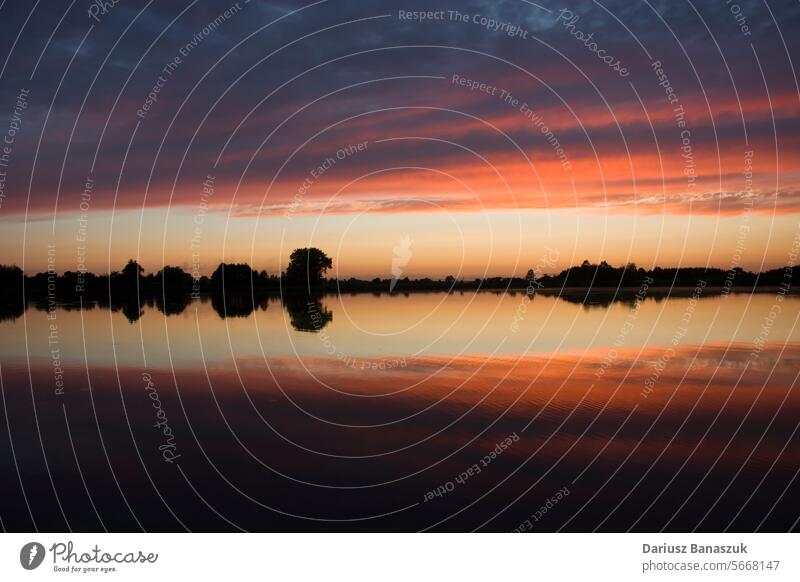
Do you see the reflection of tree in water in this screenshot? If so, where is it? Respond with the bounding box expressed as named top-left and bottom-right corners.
top-left (116, 298), bottom-right (144, 323)
top-left (555, 287), bottom-right (707, 309)
top-left (211, 292), bottom-right (268, 319)
top-left (283, 294), bottom-right (332, 332)
top-left (0, 300), bottom-right (24, 322)
top-left (155, 294), bottom-right (192, 316)
top-left (0, 266), bottom-right (24, 321)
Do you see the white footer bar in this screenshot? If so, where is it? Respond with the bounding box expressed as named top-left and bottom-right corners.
top-left (1, 533), bottom-right (796, 581)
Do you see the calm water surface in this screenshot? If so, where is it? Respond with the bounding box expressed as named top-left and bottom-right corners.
top-left (1, 291), bottom-right (798, 531)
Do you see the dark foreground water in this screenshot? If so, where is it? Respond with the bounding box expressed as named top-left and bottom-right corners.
top-left (0, 290), bottom-right (798, 531)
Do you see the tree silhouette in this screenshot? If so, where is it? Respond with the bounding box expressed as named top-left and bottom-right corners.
top-left (121, 259), bottom-right (144, 279)
top-left (156, 265), bottom-right (194, 292)
top-left (211, 293), bottom-right (255, 318)
top-left (0, 265), bottom-right (24, 322)
top-left (283, 294), bottom-right (332, 332)
top-left (110, 260), bottom-right (145, 296)
top-left (0, 255), bottom-right (792, 327)
top-left (210, 263), bottom-right (258, 290)
top-left (284, 248), bottom-right (332, 289)
top-left (118, 298), bottom-right (143, 323)
top-left (0, 264), bottom-right (24, 290)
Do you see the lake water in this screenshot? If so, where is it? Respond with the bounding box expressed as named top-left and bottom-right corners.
top-left (1, 290), bottom-right (798, 531)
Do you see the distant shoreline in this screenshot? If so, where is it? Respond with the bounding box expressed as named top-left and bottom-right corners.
top-left (532, 285), bottom-right (797, 295)
top-left (2, 257), bottom-right (794, 304)
top-left (2, 284), bottom-right (793, 325)
top-left (24, 284), bottom-right (800, 303)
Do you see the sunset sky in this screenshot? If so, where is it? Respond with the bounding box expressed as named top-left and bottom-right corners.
top-left (0, 0), bottom-right (798, 278)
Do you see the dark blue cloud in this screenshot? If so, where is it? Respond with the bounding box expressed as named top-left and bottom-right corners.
top-left (0, 0), bottom-right (797, 215)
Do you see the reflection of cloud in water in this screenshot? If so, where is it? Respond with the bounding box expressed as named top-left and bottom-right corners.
top-left (1, 343), bottom-right (798, 531)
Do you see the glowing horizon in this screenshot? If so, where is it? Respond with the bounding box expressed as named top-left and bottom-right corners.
top-left (0, 1), bottom-right (798, 279)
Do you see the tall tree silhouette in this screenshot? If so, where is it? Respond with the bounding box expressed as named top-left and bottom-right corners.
top-left (283, 294), bottom-right (332, 332)
top-left (121, 259), bottom-right (144, 279)
top-left (111, 260), bottom-right (144, 296)
top-left (284, 248), bottom-right (332, 289)
top-left (156, 265), bottom-right (194, 293)
top-left (210, 263), bottom-right (258, 290)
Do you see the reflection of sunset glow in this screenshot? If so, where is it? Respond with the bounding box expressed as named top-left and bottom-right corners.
top-left (4, 292), bottom-right (798, 369)
top-left (1, 4), bottom-right (798, 277)
top-left (5, 208), bottom-right (799, 277)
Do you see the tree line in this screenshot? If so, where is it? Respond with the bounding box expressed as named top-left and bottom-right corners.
top-left (0, 247), bottom-right (333, 298)
top-left (0, 251), bottom-right (794, 306)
